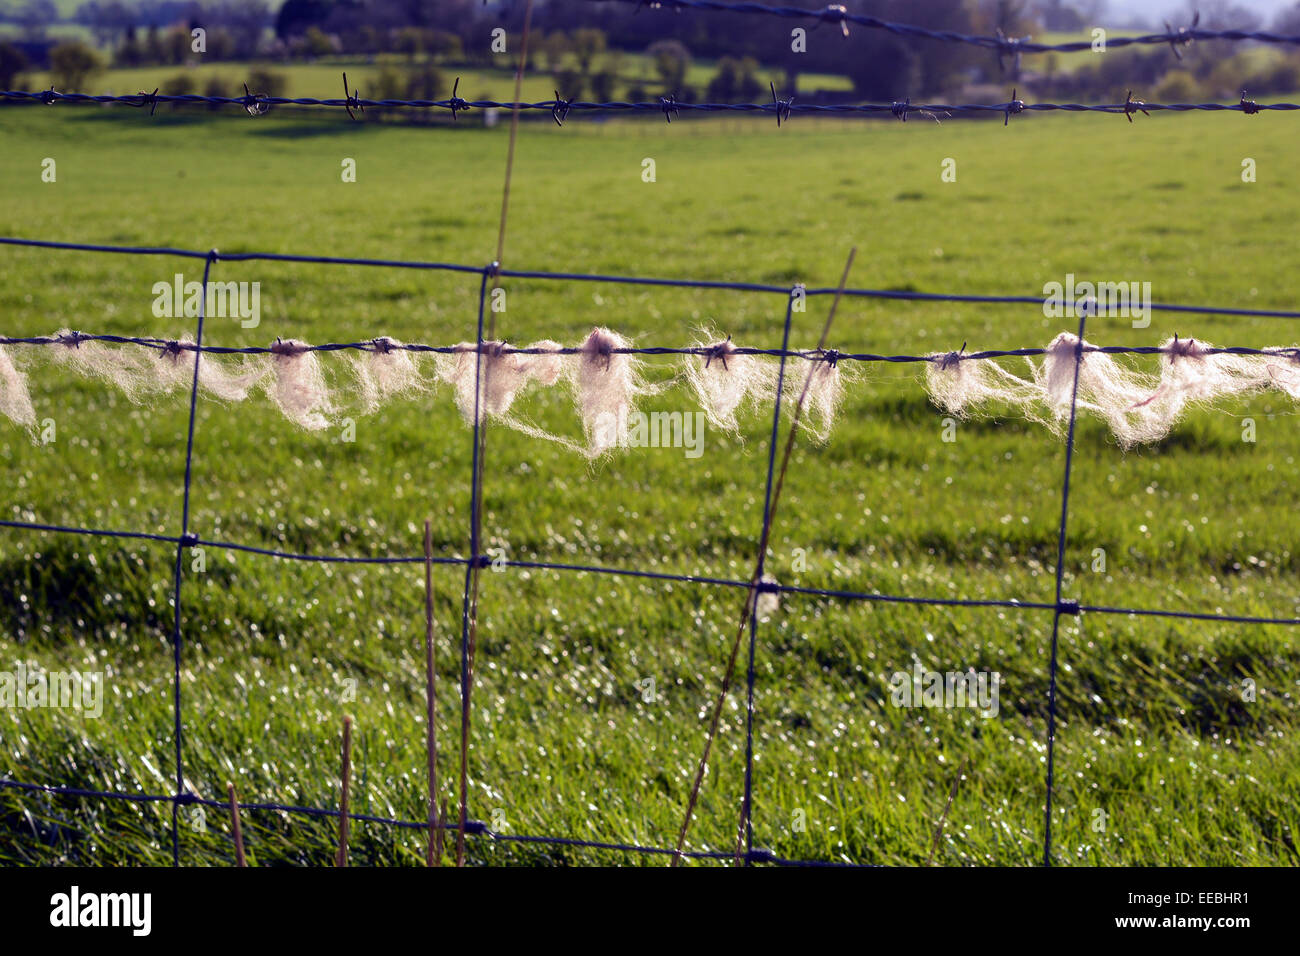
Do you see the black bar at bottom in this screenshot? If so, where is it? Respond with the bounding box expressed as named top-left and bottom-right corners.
top-left (0, 865), bottom-right (1278, 943)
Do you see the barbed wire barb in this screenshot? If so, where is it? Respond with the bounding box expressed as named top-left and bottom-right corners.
top-left (552, 90), bottom-right (573, 126)
top-left (241, 82), bottom-right (269, 116)
top-left (1004, 88), bottom-right (1024, 126)
top-left (448, 76), bottom-right (469, 120)
top-left (342, 72), bottom-right (363, 121)
top-left (130, 87), bottom-right (159, 116)
top-left (770, 82), bottom-right (793, 127)
top-left (1124, 90), bottom-right (1150, 123)
top-left (1165, 10), bottom-right (1200, 60)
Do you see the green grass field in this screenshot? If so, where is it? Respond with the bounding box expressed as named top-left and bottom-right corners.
top-left (0, 102), bottom-right (1297, 865)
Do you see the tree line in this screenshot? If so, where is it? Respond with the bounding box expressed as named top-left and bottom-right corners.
top-left (3, 0), bottom-right (1299, 109)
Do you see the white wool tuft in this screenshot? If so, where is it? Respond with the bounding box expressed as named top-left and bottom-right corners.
top-left (684, 331), bottom-right (777, 432)
top-left (574, 328), bottom-right (640, 456)
top-left (354, 337), bottom-right (425, 412)
top-left (1036, 332), bottom-right (1175, 446)
top-left (0, 346), bottom-right (35, 427)
top-left (154, 343), bottom-right (266, 402)
top-left (923, 333), bottom-right (1300, 448)
top-left (1263, 352), bottom-right (1300, 399)
top-left (784, 353), bottom-right (848, 442)
top-left (432, 340), bottom-right (578, 449)
top-left (49, 330), bottom-right (159, 402)
top-left (925, 347), bottom-right (1042, 420)
top-left (1144, 336), bottom-right (1272, 409)
top-left (267, 341), bottom-right (332, 430)
top-left (1044, 334), bottom-right (1275, 446)
top-left (524, 340), bottom-right (566, 387)
top-left (47, 331), bottom-right (263, 406)
top-left (438, 341), bottom-right (534, 423)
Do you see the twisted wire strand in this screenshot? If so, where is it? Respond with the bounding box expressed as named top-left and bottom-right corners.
top-left (4, 331), bottom-right (1299, 364)
top-left (3, 89), bottom-right (1297, 120)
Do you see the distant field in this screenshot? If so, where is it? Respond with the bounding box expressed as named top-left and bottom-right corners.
top-left (1019, 29), bottom-right (1293, 80)
top-left (0, 0), bottom-right (89, 17)
top-left (0, 103), bottom-right (1297, 865)
top-left (0, 22), bottom-right (92, 43)
top-left (10, 38), bottom-right (1291, 106)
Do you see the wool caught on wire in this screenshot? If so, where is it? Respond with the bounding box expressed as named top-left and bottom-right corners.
top-left (49, 329), bottom-right (164, 403)
top-left (0, 345), bottom-right (35, 427)
top-left (439, 341), bottom-right (527, 423)
top-left (47, 328), bottom-right (265, 406)
top-left (4, 328), bottom-right (1299, 449)
top-left (353, 336), bottom-right (426, 413)
top-left (155, 341), bottom-right (266, 402)
top-left (1035, 332), bottom-right (1163, 443)
top-left (929, 333), bottom-right (1300, 447)
top-left (269, 339), bottom-right (332, 431)
top-left (785, 350), bottom-right (849, 443)
top-left (683, 331), bottom-right (777, 433)
top-left (924, 344), bottom-right (1044, 423)
top-left (576, 327), bottom-right (642, 456)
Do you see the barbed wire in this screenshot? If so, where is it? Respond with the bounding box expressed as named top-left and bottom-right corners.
top-left (589, 0), bottom-right (1300, 57)
top-left (5, 330), bottom-right (1300, 366)
top-left (3, 87), bottom-right (1296, 125)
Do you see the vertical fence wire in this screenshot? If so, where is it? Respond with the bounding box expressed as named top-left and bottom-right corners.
top-left (456, 268), bottom-right (493, 866)
top-left (738, 291), bottom-right (798, 863)
top-left (167, 250), bottom-right (214, 866)
top-left (1042, 312), bottom-right (1088, 866)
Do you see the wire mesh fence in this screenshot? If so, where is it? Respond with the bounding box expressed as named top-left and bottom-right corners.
top-left (1, 233), bottom-right (1298, 866)
top-left (3, 0), bottom-right (1298, 866)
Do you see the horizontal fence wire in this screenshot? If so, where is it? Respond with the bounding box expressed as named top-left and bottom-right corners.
top-left (5, 332), bottom-right (1300, 364)
top-left (3, 88), bottom-right (1298, 123)
top-left (585, 0), bottom-right (1300, 56)
top-left (5, 237), bottom-right (1300, 319)
top-left (3, 221), bottom-right (1299, 863)
top-left (0, 777), bottom-right (799, 863)
top-left (1, 517), bottom-right (1296, 626)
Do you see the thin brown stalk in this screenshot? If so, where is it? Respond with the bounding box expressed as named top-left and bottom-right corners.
top-left (337, 715), bottom-right (352, 867)
top-left (227, 781), bottom-right (246, 867)
top-left (438, 797), bottom-right (448, 863)
top-left (671, 248), bottom-right (858, 867)
top-left (927, 759), bottom-right (970, 866)
top-left (425, 520), bottom-right (441, 866)
top-left (493, 0), bottom-right (534, 282)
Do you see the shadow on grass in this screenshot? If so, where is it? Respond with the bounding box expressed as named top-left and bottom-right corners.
top-left (0, 543), bottom-right (170, 641)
